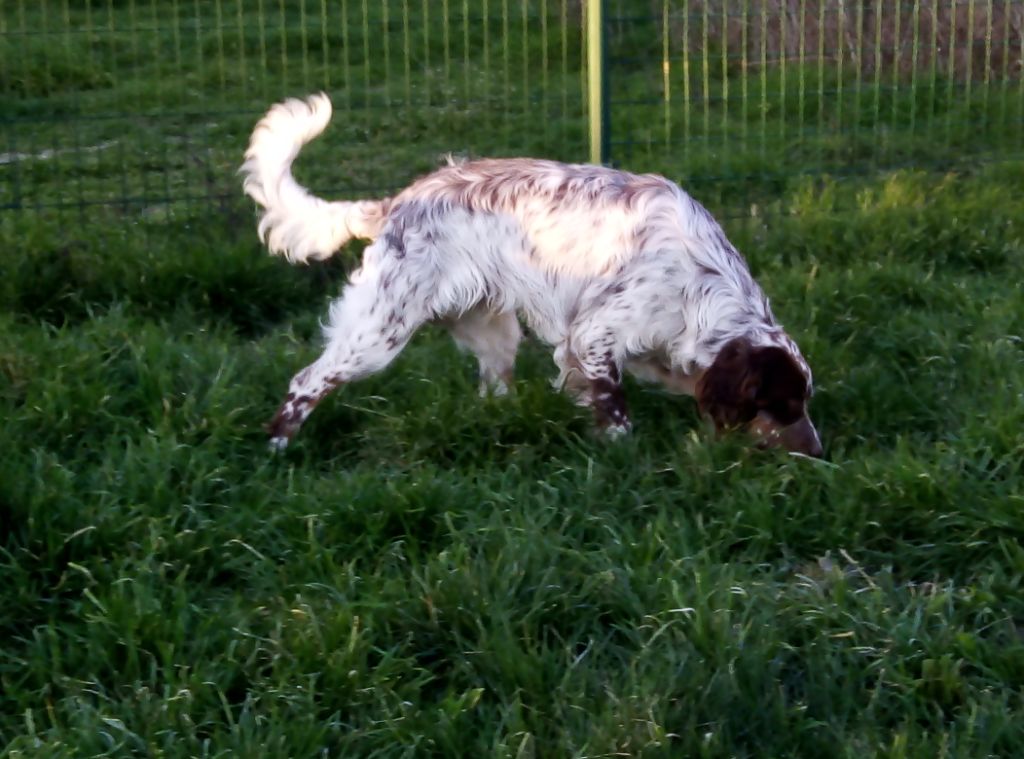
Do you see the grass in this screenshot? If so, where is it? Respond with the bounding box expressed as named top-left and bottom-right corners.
top-left (3, 1), bottom-right (1024, 756)
top-left (3, 165), bottom-right (1024, 756)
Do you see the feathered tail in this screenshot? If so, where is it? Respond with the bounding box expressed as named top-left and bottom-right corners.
top-left (241, 93), bottom-right (388, 263)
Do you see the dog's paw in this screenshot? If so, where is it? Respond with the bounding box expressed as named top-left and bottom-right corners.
top-left (479, 380), bottom-right (511, 398)
top-left (268, 436), bottom-right (290, 453)
top-left (602, 421), bottom-right (633, 440)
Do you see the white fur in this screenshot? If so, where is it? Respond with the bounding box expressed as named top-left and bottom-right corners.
top-left (241, 94), bottom-right (813, 447)
top-left (240, 93), bottom-right (386, 262)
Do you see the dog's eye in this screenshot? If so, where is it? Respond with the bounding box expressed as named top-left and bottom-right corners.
top-left (767, 398), bottom-right (803, 426)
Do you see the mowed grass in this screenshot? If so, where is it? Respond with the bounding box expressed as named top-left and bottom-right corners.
top-left (2, 163), bottom-right (1024, 756)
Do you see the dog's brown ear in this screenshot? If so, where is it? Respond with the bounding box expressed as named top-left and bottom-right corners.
top-left (752, 345), bottom-right (809, 425)
top-left (696, 338), bottom-right (760, 429)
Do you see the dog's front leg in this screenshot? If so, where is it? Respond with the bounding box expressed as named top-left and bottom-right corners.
top-left (557, 337), bottom-right (632, 437)
top-left (586, 365), bottom-right (632, 437)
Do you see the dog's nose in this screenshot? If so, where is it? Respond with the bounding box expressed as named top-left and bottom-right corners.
top-left (806, 433), bottom-right (823, 458)
top-left (780, 416), bottom-right (823, 458)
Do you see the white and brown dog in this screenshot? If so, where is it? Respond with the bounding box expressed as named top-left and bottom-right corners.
top-left (242, 94), bottom-right (822, 457)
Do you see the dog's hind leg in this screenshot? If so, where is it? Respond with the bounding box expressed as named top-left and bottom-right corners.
top-left (446, 307), bottom-right (521, 396)
top-left (267, 360), bottom-right (344, 451)
top-left (267, 258), bottom-right (429, 450)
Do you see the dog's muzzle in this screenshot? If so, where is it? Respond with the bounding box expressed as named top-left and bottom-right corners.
top-left (751, 412), bottom-right (823, 458)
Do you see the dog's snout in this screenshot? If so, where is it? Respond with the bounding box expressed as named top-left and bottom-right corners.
top-left (802, 429), bottom-right (824, 458)
top-left (751, 413), bottom-right (823, 457)
top-left (782, 416), bottom-right (823, 458)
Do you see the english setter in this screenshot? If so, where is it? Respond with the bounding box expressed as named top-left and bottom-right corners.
top-left (241, 94), bottom-right (822, 457)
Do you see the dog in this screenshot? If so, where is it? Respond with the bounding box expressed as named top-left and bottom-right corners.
top-left (241, 94), bottom-right (822, 457)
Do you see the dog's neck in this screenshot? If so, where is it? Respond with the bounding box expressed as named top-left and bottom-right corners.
top-left (674, 283), bottom-right (801, 376)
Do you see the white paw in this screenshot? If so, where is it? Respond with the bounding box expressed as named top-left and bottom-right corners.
top-left (268, 436), bottom-right (290, 452)
top-left (479, 380), bottom-right (510, 398)
top-left (603, 422), bottom-right (632, 439)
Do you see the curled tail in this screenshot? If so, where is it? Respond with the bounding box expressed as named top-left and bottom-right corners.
top-left (241, 93), bottom-right (389, 263)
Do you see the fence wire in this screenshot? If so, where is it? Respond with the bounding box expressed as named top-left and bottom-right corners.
top-left (1, 0), bottom-right (1022, 228)
top-left (1, 0), bottom-right (588, 225)
top-left (605, 0), bottom-right (1024, 209)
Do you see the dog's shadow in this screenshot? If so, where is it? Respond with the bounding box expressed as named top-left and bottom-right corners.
top-left (275, 338), bottom-right (710, 470)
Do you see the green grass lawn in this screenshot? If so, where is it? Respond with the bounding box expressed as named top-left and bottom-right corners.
top-left (4, 2), bottom-right (1024, 756)
top-left (3, 166), bottom-right (1023, 756)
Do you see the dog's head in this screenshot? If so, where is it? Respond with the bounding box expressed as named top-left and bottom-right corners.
top-left (696, 337), bottom-right (822, 457)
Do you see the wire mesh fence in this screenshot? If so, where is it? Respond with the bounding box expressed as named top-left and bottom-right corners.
top-left (2, 0), bottom-right (1023, 230)
top-left (605, 0), bottom-right (1024, 210)
top-left (1, 0), bottom-right (588, 226)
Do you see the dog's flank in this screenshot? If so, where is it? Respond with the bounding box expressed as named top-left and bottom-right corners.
top-left (242, 94), bottom-right (822, 456)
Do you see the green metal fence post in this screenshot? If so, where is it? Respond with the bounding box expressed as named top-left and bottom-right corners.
top-left (587, 0), bottom-right (608, 165)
